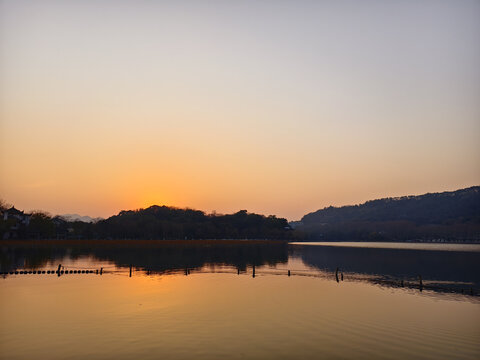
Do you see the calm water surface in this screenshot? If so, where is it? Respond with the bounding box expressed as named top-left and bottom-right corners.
top-left (1, 240), bottom-right (479, 360)
top-left (291, 241), bottom-right (480, 252)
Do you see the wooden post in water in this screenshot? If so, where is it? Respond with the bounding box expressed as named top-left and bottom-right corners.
top-left (57, 264), bottom-right (62, 277)
top-left (341, 272), bottom-right (344, 281)
top-left (418, 275), bottom-right (423, 291)
top-left (100, 267), bottom-right (103, 275)
top-left (252, 265), bottom-right (255, 278)
top-left (129, 264), bottom-right (132, 277)
top-left (335, 267), bottom-right (339, 283)
top-left (288, 270), bottom-right (291, 277)
top-left (237, 268), bottom-right (240, 275)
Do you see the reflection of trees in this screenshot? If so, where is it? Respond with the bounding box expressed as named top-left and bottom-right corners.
top-left (0, 244), bottom-right (67, 270)
top-left (293, 245), bottom-right (480, 285)
top-left (0, 240), bottom-right (288, 272)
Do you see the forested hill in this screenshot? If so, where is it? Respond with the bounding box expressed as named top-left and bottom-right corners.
top-left (95, 206), bottom-right (292, 240)
top-left (299, 187), bottom-right (480, 241)
top-left (0, 204), bottom-right (294, 240)
top-left (302, 187), bottom-right (480, 224)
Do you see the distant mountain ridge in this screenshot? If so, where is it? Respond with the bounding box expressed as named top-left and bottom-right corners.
top-left (298, 186), bottom-right (480, 241)
top-left (60, 214), bottom-right (103, 223)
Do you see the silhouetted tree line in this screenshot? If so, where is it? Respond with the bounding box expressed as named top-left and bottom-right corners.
top-left (95, 207), bottom-right (293, 240)
top-left (298, 186), bottom-right (480, 242)
top-left (2, 186), bottom-right (479, 241)
top-left (0, 202), bottom-right (295, 240)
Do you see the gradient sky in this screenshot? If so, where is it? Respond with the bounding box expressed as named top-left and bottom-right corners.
top-left (1, 0), bottom-right (479, 220)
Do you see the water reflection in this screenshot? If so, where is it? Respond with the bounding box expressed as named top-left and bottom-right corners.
top-left (0, 240), bottom-right (288, 273)
top-left (291, 243), bottom-right (480, 296)
top-left (2, 240), bottom-right (479, 360)
top-left (1, 240), bottom-right (479, 297)
top-left (292, 244), bottom-right (480, 283)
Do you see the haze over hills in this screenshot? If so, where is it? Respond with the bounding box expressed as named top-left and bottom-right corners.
top-left (59, 214), bottom-right (104, 223)
top-left (297, 186), bottom-right (480, 242)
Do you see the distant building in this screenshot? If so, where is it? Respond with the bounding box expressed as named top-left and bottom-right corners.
top-left (3, 207), bottom-right (30, 225)
top-left (2, 207), bottom-right (31, 239)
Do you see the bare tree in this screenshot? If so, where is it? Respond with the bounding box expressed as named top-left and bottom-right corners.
top-left (0, 199), bottom-right (12, 211)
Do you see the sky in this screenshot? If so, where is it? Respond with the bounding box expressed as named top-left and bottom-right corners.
top-left (0, 0), bottom-right (479, 220)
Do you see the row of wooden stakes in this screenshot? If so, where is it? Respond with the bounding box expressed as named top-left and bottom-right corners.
top-left (2, 265), bottom-right (477, 296)
top-left (1, 264), bottom-right (104, 276)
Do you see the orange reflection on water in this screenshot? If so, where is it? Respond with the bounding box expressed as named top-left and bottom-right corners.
top-left (1, 264), bottom-right (479, 360)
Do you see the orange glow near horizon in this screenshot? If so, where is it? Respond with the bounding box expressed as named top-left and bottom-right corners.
top-left (1, 1), bottom-right (479, 220)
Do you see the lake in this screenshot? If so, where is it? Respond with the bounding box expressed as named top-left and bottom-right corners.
top-left (1, 240), bottom-right (479, 360)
